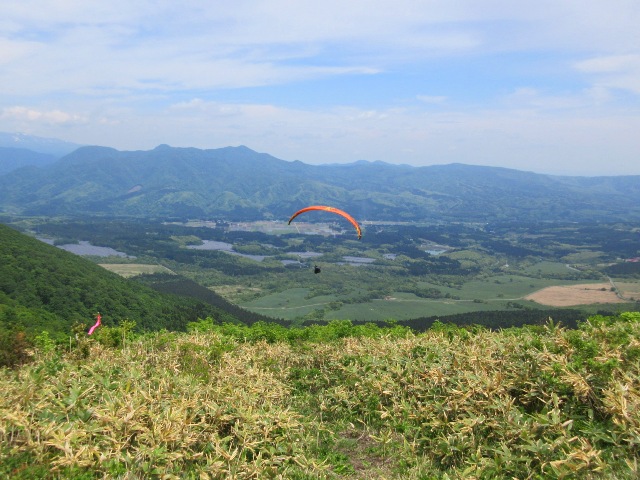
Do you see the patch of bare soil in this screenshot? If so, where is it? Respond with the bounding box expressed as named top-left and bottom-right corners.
top-left (525, 283), bottom-right (626, 307)
top-left (336, 427), bottom-right (395, 479)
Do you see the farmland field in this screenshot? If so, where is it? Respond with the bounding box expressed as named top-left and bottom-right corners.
top-left (435, 275), bottom-right (588, 300)
top-left (326, 295), bottom-right (513, 322)
top-left (98, 263), bottom-right (175, 278)
top-left (525, 283), bottom-right (625, 306)
top-left (616, 281), bottom-right (640, 301)
top-left (18, 218), bottom-right (640, 324)
top-left (241, 273), bottom-right (629, 322)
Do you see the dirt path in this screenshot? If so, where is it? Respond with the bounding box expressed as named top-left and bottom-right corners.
top-left (249, 302), bottom-right (332, 310)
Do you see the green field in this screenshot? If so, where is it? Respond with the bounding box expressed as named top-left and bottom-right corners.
top-left (241, 271), bottom-right (614, 321)
top-left (447, 274), bottom-right (602, 300)
top-left (20, 218), bottom-right (639, 324)
top-left (244, 295), bottom-right (504, 322)
top-left (327, 296), bottom-right (512, 322)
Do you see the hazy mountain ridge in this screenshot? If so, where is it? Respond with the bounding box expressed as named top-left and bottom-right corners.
top-left (0, 132), bottom-right (83, 157)
top-left (0, 147), bottom-right (57, 175)
top-left (0, 132), bottom-right (84, 176)
top-left (1, 143), bottom-right (639, 222)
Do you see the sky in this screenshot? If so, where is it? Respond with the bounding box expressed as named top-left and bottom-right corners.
top-left (1, 1), bottom-right (639, 176)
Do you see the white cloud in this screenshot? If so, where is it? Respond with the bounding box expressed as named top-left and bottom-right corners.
top-left (575, 54), bottom-right (640, 94)
top-left (2, 1), bottom-right (639, 97)
top-left (2, 106), bottom-right (87, 125)
top-left (583, 86), bottom-right (613, 105)
top-left (577, 54), bottom-right (640, 74)
top-left (417, 95), bottom-right (447, 105)
top-left (1, 1), bottom-right (639, 175)
top-left (503, 88), bottom-right (592, 111)
top-left (0, 38), bottom-right (39, 65)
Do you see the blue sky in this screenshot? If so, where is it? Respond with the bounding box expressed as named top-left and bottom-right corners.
top-left (1, 1), bottom-right (639, 175)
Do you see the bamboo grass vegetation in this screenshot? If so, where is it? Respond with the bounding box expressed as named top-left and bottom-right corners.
top-left (1, 314), bottom-right (639, 479)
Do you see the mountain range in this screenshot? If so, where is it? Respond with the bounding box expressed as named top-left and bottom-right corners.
top-left (1, 134), bottom-right (639, 223)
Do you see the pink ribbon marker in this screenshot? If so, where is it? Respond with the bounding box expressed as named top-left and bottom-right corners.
top-left (88, 313), bottom-right (102, 335)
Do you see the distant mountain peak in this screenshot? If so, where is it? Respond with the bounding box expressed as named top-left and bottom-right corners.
top-left (320, 159), bottom-right (407, 168)
top-left (0, 131), bottom-right (83, 157)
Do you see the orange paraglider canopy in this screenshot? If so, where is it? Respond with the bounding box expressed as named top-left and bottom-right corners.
top-left (288, 205), bottom-right (362, 239)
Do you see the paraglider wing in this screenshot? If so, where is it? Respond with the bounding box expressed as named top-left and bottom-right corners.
top-left (288, 205), bottom-right (362, 239)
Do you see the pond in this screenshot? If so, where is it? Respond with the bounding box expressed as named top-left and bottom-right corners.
top-left (188, 242), bottom-right (329, 264)
top-left (187, 240), bottom-right (267, 262)
top-left (288, 251), bottom-right (323, 259)
top-left (188, 241), bottom-right (267, 261)
top-left (40, 239), bottom-right (134, 258)
top-left (188, 240), bottom-right (234, 252)
top-left (340, 256), bottom-right (376, 266)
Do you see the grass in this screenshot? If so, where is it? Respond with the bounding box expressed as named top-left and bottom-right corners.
top-left (2, 313), bottom-right (640, 478)
top-left (242, 288), bottom-right (317, 309)
top-left (98, 263), bottom-right (175, 278)
top-left (449, 275), bottom-right (593, 299)
top-left (324, 295), bottom-right (507, 322)
top-left (615, 281), bottom-right (640, 302)
top-left (240, 273), bottom-right (606, 322)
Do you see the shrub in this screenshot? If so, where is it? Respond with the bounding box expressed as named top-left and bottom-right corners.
top-left (0, 328), bottom-right (31, 368)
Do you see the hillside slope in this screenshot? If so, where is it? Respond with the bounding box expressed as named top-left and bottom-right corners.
top-left (0, 223), bottom-right (268, 335)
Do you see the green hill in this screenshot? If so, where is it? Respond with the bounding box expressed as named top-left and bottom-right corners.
top-left (0, 223), bottom-right (269, 337)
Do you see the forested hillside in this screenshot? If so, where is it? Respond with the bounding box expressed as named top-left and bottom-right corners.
top-left (0, 223), bottom-right (263, 336)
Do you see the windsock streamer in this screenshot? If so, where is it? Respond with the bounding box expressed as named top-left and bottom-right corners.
top-left (88, 313), bottom-right (102, 335)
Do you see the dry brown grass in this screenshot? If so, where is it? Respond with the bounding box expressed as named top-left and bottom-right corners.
top-left (525, 283), bottom-right (626, 306)
top-left (98, 264), bottom-right (175, 278)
